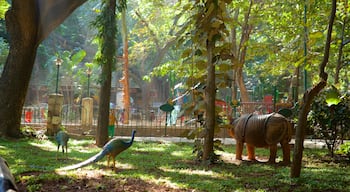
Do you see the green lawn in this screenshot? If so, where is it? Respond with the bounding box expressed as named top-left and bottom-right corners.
top-left (0, 137), bottom-right (349, 192)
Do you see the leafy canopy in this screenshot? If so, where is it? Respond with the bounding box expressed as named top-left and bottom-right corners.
top-left (0, 0), bottom-right (9, 19)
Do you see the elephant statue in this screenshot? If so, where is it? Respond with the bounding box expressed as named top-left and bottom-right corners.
top-left (228, 113), bottom-right (293, 165)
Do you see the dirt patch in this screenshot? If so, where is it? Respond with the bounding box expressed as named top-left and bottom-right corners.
top-left (16, 170), bottom-right (192, 192)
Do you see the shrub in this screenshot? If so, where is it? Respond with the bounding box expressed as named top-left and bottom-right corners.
top-left (336, 142), bottom-right (350, 161)
top-left (308, 86), bottom-right (350, 157)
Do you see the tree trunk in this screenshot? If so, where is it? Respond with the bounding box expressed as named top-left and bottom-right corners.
top-left (231, 1), bottom-right (253, 111)
top-left (290, 67), bottom-right (299, 103)
top-left (236, 67), bottom-right (250, 112)
top-left (121, 9), bottom-right (130, 124)
top-left (291, 0), bottom-right (335, 178)
top-left (203, 40), bottom-right (215, 161)
top-left (0, 1), bottom-right (38, 137)
top-left (0, 0), bottom-right (86, 138)
top-left (96, 0), bottom-right (116, 147)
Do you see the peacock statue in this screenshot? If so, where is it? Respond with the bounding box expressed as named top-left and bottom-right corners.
top-left (56, 130), bottom-right (70, 159)
top-left (60, 129), bottom-right (136, 171)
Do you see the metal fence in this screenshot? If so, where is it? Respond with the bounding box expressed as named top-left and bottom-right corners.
top-left (21, 102), bottom-right (280, 125)
top-left (21, 104), bottom-right (201, 128)
top-left (21, 102), bottom-right (278, 138)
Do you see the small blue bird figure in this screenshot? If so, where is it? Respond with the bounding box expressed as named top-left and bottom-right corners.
top-left (55, 130), bottom-right (69, 160)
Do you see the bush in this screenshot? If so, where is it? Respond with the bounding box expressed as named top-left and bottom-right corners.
top-left (308, 86), bottom-right (350, 157)
top-left (336, 142), bottom-right (350, 161)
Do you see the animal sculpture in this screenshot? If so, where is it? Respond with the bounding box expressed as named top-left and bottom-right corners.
top-left (60, 129), bottom-right (136, 171)
top-left (56, 130), bottom-right (69, 159)
top-left (0, 156), bottom-right (18, 192)
top-left (229, 113), bottom-right (292, 165)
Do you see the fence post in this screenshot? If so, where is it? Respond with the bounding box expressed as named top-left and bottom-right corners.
top-left (47, 94), bottom-right (64, 136)
top-left (81, 97), bottom-right (93, 128)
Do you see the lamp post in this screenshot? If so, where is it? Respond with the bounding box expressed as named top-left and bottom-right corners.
top-left (55, 58), bottom-right (63, 94)
top-left (86, 67), bottom-right (92, 97)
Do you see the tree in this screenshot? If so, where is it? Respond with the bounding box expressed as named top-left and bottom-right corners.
top-left (130, 1), bottom-right (189, 103)
top-left (291, 0), bottom-right (336, 178)
top-left (120, 7), bottom-right (131, 124)
top-left (230, 0), bottom-right (253, 107)
top-left (94, 0), bottom-right (118, 147)
top-left (187, 0), bottom-right (232, 162)
top-left (0, 0), bottom-right (86, 138)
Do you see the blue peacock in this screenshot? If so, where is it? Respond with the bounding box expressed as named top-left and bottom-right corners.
top-left (56, 130), bottom-right (69, 159)
top-left (60, 129), bottom-right (136, 171)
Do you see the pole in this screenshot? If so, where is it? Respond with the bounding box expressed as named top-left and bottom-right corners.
top-left (87, 74), bottom-right (90, 97)
top-left (273, 85), bottom-right (277, 112)
top-left (55, 65), bottom-right (60, 94)
top-left (304, 2), bottom-right (308, 91)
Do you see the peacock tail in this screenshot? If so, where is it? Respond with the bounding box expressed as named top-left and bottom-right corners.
top-left (59, 150), bottom-right (108, 170)
top-left (59, 129), bottom-right (136, 171)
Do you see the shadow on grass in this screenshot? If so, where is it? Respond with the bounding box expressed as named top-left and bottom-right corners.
top-left (17, 169), bottom-right (190, 192)
top-left (1, 138), bottom-right (349, 192)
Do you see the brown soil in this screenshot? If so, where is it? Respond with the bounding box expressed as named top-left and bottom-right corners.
top-left (16, 169), bottom-right (192, 192)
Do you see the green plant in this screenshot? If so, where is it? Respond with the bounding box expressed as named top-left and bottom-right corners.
top-left (27, 183), bottom-right (42, 192)
top-left (336, 142), bottom-right (350, 161)
top-left (308, 87), bottom-right (350, 157)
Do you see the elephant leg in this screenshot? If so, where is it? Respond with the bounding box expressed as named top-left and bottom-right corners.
top-left (246, 144), bottom-right (256, 161)
top-left (268, 144), bottom-right (277, 163)
top-left (235, 141), bottom-right (244, 160)
top-left (280, 140), bottom-right (291, 165)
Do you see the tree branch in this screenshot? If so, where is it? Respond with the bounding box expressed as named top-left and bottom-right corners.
top-left (134, 10), bottom-right (160, 49)
top-left (36, 0), bottom-right (87, 44)
top-left (291, 0), bottom-right (336, 178)
top-left (319, 0), bottom-right (336, 81)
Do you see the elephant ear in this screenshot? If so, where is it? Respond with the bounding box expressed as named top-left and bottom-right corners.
top-left (264, 115), bottom-right (289, 145)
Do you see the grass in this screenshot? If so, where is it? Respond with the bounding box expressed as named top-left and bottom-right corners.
top-left (0, 136), bottom-right (349, 192)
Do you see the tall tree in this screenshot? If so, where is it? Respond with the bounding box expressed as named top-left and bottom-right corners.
top-left (130, 1), bottom-right (189, 103)
top-left (0, 0), bottom-right (86, 138)
top-left (121, 7), bottom-right (130, 124)
top-left (291, 0), bottom-right (336, 178)
top-left (94, 0), bottom-right (118, 147)
top-left (190, 0), bottom-right (232, 162)
top-left (230, 0), bottom-right (253, 107)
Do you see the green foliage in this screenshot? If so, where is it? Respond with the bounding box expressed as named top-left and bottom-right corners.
top-left (0, 37), bottom-right (9, 70)
top-left (174, 0), bottom-right (234, 163)
top-left (325, 85), bottom-right (341, 106)
top-left (91, 0), bottom-right (118, 69)
top-left (45, 50), bottom-right (87, 94)
top-left (0, 0), bottom-right (9, 18)
top-left (336, 142), bottom-right (350, 161)
top-left (308, 86), bottom-right (350, 156)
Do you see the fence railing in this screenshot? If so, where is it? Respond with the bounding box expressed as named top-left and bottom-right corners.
top-left (21, 105), bottom-right (202, 128)
top-left (21, 102), bottom-right (282, 126)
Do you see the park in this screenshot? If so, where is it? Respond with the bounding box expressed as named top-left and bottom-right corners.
top-left (0, 0), bottom-right (349, 191)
